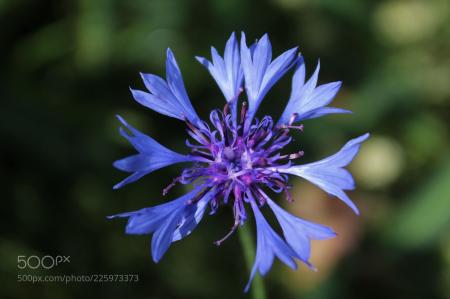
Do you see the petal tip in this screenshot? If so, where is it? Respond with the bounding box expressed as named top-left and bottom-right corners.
top-left (362, 132), bottom-right (371, 140)
top-left (352, 205), bottom-right (360, 215)
top-left (151, 255), bottom-right (161, 264)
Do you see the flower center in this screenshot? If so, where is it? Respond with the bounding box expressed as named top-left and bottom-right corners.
top-left (163, 102), bottom-right (304, 245)
top-left (222, 146), bottom-right (236, 161)
top-left (180, 102), bottom-right (304, 198)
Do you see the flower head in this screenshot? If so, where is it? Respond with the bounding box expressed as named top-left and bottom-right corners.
top-left (109, 32), bottom-right (369, 291)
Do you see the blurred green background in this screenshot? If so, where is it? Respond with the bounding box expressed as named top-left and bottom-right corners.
top-left (1, 0), bottom-right (450, 298)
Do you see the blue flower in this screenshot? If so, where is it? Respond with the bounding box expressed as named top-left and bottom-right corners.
top-left (109, 32), bottom-right (369, 292)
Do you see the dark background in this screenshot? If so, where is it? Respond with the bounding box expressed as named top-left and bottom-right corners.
top-left (1, 0), bottom-right (449, 298)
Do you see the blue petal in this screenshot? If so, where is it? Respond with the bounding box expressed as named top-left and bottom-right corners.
top-left (276, 134), bottom-right (370, 214)
top-left (244, 199), bottom-right (298, 292)
top-left (278, 59), bottom-right (350, 125)
top-left (151, 208), bottom-right (185, 262)
top-left (266, 196), bottom-right (335, 267)
top-left (108, 186), bottom-right (213, 263)
top-left (172, 188), bottom-right (217, 241)
top-left (152, 187), bottom-right (215, 262)
top-left (113, 115), bottom-right (193, 189)
top-left (295, 107), bottom-right (351, 121)
top-left (240, 33), bottom-right (298, 125)
top-left (130, 88), bottom-right (180, 119)
top-left (196, 32), bottom-right (244, 102)
top-left (107, 186), bottom-right (202, 233)
top-left (131, 48), bottom-right (202, 127)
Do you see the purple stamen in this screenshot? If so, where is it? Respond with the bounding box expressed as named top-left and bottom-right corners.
top-left (213, 219), bottom-right (240, 246)
top-left (163, 176), bottom-right (181, 196)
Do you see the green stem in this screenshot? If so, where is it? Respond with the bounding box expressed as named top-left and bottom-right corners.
top-left (238, 225), bottom-right (266, 299)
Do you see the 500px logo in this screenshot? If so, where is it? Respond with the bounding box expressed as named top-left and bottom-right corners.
top-left (17, 255), bottom-right (70, 270)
